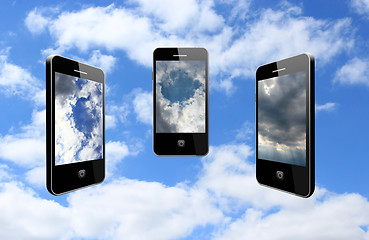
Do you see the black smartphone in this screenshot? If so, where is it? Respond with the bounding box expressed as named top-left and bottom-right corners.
top-left (256, 53), bottom-right (315, 197)
top-left (153, 48), bottom-right (208, 156)
top-left (46, 55), bottom-right (105, 195)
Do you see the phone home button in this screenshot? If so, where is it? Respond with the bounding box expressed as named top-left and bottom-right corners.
top-left (276, 171), bottom-right (284, 180)
top-left (177, 140), bottom-right (185, 148)
top-left (78, 169), bottom-right (86, 179)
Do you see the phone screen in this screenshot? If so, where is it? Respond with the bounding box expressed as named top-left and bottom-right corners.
top-left (257, 71), bottom-right (306, 167)
top-left (155, 60), bottom-right (206, 133)
top-left (54, 72), bottom-right (103, 165)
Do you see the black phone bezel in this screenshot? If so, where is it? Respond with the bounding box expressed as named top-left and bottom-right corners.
top-left (256, 53), bottom-right (315, 197)
top-left (153, 48), bottom-right (209, 156)
top-left (46, 55), bottom-right (105, 195)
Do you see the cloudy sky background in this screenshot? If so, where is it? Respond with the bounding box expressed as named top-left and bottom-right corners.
top-left (156, 60), bottom-right (205, 133)
top-left (0, 0), bottom-right (369, 239)
top-left (258, 71), bottom-right (307, 166)
top-left (55, 72), bottom-right (103, 165)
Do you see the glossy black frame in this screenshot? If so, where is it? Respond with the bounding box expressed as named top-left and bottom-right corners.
top-left (46, 55), bottom-right (105, 195)
top-left (256, 53), bottom-right (315, 197)
top-left (153, 48), bottom-right (209, 156)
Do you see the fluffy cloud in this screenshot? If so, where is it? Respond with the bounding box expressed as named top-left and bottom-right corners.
top-left (0, 109), bottom-right (45, 168)
top-left (0, 48), bottom-right (44, 105)
top-left (133, 90), bottom-right (152, 125)
top-left (105, 114), bottom-right (117, 129)
top-left (0, 181), bottom-right (71, 240)
top-left (351, 0), bottom-right (369, 16)
top-left (316, 102), bottom-right (337, 113)
top-left (334, 57), bottom-right (369, 86)
top-left (65, 179), bottom-right (223, 239)
top-left (105, 140), bottom-right (135, 178)
top-left (198, 144), bottom-right (369, 240)
top-left (0, 165), bottom-right (12, 182)
top-left (73, 50), bottom-right (116, 74)
top-left (106, 102), bottom-right (130, 130)
top-left (213, 193), bottom-right (369, 240)
top-left (0, 178), bottom-right (223, 239)
top-left (25, 166), bottom-right (45, 188)
top-left (87, 50), bottom-right (116, 73)
top-left (24, 8), bottom-right (50, 35)
top-left (26, 1), bottom-right (354, 94)
top-left (133, 0), bottom-right (224, 34)
top-left (213, 8), bottom-right (353, 81)
top-left (0, 142), bottom-right (368, 239)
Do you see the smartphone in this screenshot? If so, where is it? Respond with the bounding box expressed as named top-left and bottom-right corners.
top-left (256, 53), bottom-right (315, 197)
top-left (46, 55), bottom-right (105, 195)
top-left (153, 48), bottom-right (208, 156)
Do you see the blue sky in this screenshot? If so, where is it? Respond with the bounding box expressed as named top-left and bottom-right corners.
top-left (0, 0), bottom-right (369, 239)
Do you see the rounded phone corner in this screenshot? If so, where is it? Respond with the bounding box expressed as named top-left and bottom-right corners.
top-left (198, 47), bottom-right (208, 56)
top-left (301, 185), bottom-right (315, 198)
top-left (46, 54), bottom-right (60, 64)
top-left (153, 148), bottom-right (162, 157)
top-left (255, 63), bottom-right (267, 77)
top-left (96, 173), bottom-right (105, 185)
top-left (197, 148), bottom-right (209, 157)
top-left (94, 65), bottom-right (105, 79)
top-left (47, 184), bottom-right (61, 196)
top-left (255, 172), bottom-right (263, 185)
top-left (153, 48), bottom-right (161, 57)
top-left (300, 52), bottom-right (315, 63)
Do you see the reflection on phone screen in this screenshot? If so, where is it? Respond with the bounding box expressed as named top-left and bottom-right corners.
top-left (258, 71), bottom-right (306, 167)
top-left (156, 61), bottom-right (205, 133)
top-left (54, 72), bottom-right (103, 165)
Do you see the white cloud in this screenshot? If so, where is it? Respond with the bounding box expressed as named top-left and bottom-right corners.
top-left (105, 114), bottom-right (117, 129)
top-left (334, 57), bottom-right (369, 86)
top-left (0, 178), bottom-right (223, 240)
top-left (212, 77), bottom-right (235, 95)
top-left (351, 0), bottom-right (369, 16)
top-left (87, 50), bottom-right (116, 73)
top-left (134, 0), bottom-right (224, 34)
top-left (106, 102), bottom-right (130, 130)
top-left (106, 141), bottom-right (130, 165)
top-left (133, 90), bottom-right (152, 125)
top-left (0, 142), bottom-right (368, 239)
top-left (316, 102), bottom-right (337, 113)
top-left (0, 181), bottom-right (72, 240)
top-left (24, 8), bottom-right (49, 35)
top-left (0, 49), bottom-right (44, 105)
top-left (66, 179), bottom-right (223, 239)
top-left (105, 141), bottom-right (133, 177)
top-left (27, 2), bottom-right (354, 94)
top-left (222, 0), bottom-right (252, 21)
top-left (198, 144), bottom-right (369, 239)
top-left (0, 165), bottom-right (12, 182)
top-left (236, 121), bottom-right (254, 140)
top-left (0, 110), bottom-right (45, 168)
top-left (213, 193), bottom-right (369, 240)
top-left (213, 10), bottom-right (353, 81)
top-left (73, 50), bottom-right (116, 74)
top-left (25, 166), bottom-right (45, 188)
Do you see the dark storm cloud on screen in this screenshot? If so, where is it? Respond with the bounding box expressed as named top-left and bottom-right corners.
top-left (258, 71), bottom-right (306, 166)
top-left (55, 72), bottom-right (77, 104)
top-left (55, 72), bottom-right (103, 165)
top-left (156, 61), bottom-right (205, 133)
